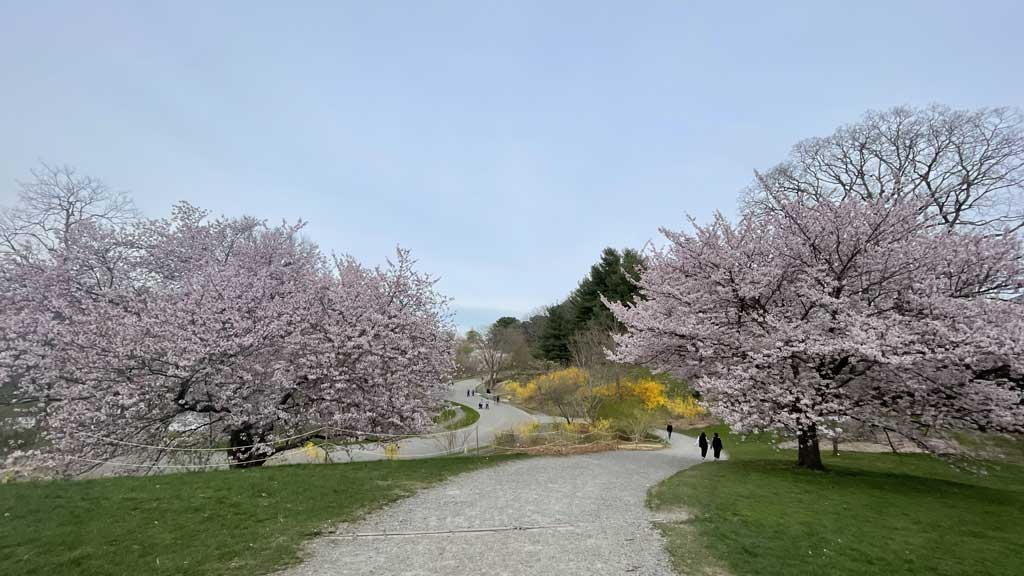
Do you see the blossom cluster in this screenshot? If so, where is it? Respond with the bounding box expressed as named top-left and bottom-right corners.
top-left (1, 202), bottom-right (454, 471)
top-left (609, 197), bottom-right (1024, 450)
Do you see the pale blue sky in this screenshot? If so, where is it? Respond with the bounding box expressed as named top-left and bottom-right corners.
top-left (2, 1), bottom-right (1022, 331)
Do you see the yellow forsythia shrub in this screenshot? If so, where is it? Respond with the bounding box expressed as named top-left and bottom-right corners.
top-left (627, 378), bottom-right (668, 410)
top-left (503, 379), bottom-right (538, 402)
top-left (528, 367), bottom-right (587, 392)
top-left (664, 396), bottom-right (706, 419)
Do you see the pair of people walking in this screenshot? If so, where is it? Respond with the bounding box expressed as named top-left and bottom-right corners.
top-left (665, 425), bottom-right (723, 461)
top-left (697, 431), bottom-right (722, 460)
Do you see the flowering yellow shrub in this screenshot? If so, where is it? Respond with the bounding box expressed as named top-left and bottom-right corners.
top-left (595, 377), bottom-right (667, 408)
top-left (629, 378), bottom-right (668, 410)
top-left (511, 368), bottom-right (704, 421)
top-left (503, 379), bottom-right (538, 402)
top-left (595, 376), bottom-right (705, 417)
top-left (530, 367), bottom-right (587, 391)
top-left (664, 396), bottom-right (706, 419)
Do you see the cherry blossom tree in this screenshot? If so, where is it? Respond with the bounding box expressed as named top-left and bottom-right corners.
top-left (2, 176), bottom-right (454, 473)
top-left (609, 197), bottom-right (1023, 469)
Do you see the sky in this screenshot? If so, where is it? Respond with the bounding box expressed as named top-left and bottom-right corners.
top-left (2, 1), bottom-right (1023, 332)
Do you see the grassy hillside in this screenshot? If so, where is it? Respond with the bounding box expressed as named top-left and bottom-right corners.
top-left (649, 426), bottom-right (1024, 576)
top-left (0, 455), bottom-right (520, 576)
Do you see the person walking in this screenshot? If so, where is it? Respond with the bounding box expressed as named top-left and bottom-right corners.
top-left (697, 431), bottom-right (709, 460)
top-left (711, 432), bottom-right (723, 461)
top-left (478, 401), bottom-right (483, 410)
top-left (485, 402), bottom-right (490, 410)
top-left (467, 389), bottom-right (471, 398)
top-left (666, 423), bottom-right (674, 439)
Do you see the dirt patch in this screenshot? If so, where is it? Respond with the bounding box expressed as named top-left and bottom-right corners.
top-left (651, 508), bottom-right (692, 524)
top-left (619, 442), bottom-right (667, 451)
top-left (495, 441), bottom-right (620, 456)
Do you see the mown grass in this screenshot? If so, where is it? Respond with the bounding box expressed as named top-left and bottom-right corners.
top-left (0, 455), bottom-right (520, 576)
top-left (432, 405), bottom-right (458, 424)
top-left (444, 401), bottom-right (481, 430)
top-left (648, 426), bottom-right (1024, 576)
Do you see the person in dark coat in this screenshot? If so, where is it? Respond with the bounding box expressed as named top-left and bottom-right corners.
top-left (666, 423), bottom-right (674, 439)
top-left (697, 431), bottom-right (709, 459)
top-left (711, 432), bottom-right (723, 460)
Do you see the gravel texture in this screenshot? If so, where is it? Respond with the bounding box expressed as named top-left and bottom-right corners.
top-left (277, 432), bottom-right (707, 576)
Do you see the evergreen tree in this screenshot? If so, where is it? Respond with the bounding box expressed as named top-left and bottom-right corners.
top-left (492, 316), bottom-right (520, 330)
top-left (570, 247), bottom-right (644, 331)
top-left (538, 303), bottom-right (574, 363)
top-left (520, 312), bottom-right (549, 358)
top-left (535, 248), bottom-right (645, 363)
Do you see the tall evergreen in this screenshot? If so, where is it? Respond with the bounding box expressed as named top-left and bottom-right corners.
top-left (570, 247), bottom-right (643, 331)
top-left (538, 303), bottom-right (574, 363)
top-left (537, 247), bottom-right (644, 363)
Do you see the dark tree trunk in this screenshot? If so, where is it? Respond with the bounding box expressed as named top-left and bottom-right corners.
top-left (797, 425), bottom-right (825, 470)
top-left (228, 426), bottom-right (270, 468)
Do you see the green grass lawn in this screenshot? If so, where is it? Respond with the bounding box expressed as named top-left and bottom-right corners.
top-left (431, 402), bottom-right (479, 431)
top-left (444, 401), bottom-right (480, 430)
top-left (0, 455), bottom-right (519, 576)
top-left (649, 426), bottom-right (1024, 576)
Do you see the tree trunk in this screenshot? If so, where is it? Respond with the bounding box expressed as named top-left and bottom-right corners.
top-left (797, 425), bottom-right (825, 470)
top-left (228, 426), bottom-right (269, 468)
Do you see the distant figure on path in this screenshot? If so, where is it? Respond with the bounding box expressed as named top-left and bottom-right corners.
top-left (495, 395), bottom-right (500, 403)
top-left (711, 432), bottom-right (723, 460)
top-left (485, 402), bottom-right (490, 410)
top-left (467, 389), bottom-right (471, 397)
top-left (478, 402), bottom-right (483, 410)
top-left (697, 431), bottom-right (708, 459)
top-left (667, 423), bottom-right (673, 439)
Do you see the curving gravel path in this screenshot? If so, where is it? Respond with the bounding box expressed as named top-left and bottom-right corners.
top-left (276, 432), bottom-right (710, 576)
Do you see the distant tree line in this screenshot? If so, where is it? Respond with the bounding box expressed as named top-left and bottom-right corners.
top-left (454, 247), bottom-right (645, 381)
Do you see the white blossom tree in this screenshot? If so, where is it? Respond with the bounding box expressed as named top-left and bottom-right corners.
top-left (610, 198), bottom-right (1023, 469)
top-left (2, 171), bottom-right (454, 472)
top-left (610, 106), bottom-right (1024, 469)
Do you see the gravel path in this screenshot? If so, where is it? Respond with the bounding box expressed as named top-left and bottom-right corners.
top-left (277, 432), bottom-right (708, 576)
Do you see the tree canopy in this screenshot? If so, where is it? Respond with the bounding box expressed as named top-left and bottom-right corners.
top-left (531, 247), bottom-right (644, 363)
top-left (1, 167), bottom-right (454, 473)
top-left (611, 105), bottom-right (1024, 469)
